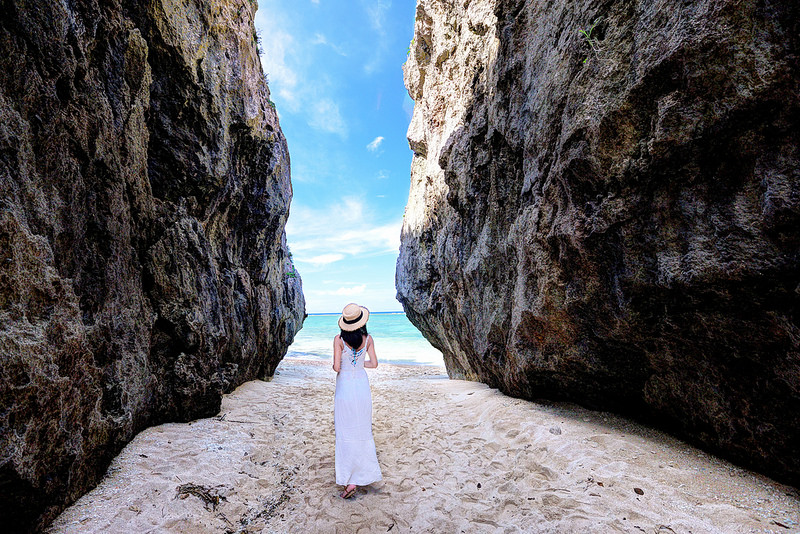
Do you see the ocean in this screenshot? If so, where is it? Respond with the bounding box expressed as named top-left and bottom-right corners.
top-left (285, 312), bottom-right (444, 367)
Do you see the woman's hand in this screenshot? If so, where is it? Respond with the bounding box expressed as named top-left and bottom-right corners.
top-left (364, 335), bottom-right (378, 369)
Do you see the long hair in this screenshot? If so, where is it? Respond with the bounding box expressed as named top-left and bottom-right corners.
top-left (341, 325), bottom-right (368, 350)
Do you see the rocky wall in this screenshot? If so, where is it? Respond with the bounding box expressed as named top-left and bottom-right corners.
top-left (0, 0), bottom-right (304, 530)
top-left (397, 0), bottom-right (800, 485)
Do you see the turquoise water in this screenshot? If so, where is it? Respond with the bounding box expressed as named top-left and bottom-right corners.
top-left (286, 312), bottom-right (444, 367)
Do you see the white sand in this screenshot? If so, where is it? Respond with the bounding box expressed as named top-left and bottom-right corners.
top-left (50, 359), bottom-right (799, 533)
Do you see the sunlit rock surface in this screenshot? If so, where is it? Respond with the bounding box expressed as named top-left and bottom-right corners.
top-left (0, 0), bottom-right (304, 529)
top-left (397, 0), bottom-right (799, 485)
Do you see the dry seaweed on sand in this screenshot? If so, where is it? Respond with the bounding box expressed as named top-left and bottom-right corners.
top-left (175, 483), bottom-right (227, 511)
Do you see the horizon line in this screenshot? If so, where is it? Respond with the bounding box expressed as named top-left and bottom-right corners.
top-left (306, 311), bottom-right (405, 316)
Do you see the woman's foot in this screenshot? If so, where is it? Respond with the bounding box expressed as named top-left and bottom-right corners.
top-left (340, 484), bottom-right (357, 499)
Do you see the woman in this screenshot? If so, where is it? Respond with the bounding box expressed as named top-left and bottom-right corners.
top-left (332, 303), bottom-right (382, 499)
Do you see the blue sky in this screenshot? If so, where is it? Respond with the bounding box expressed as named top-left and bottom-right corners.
top-left (255, 0), bottom-right (417, 313)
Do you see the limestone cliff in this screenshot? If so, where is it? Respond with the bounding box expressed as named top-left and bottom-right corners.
top-left (398, 0), bottom-right (800, 485)
top-left (0, 0), bottom-right (304, 530)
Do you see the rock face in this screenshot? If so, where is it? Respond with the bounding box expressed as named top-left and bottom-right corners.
top-left (0, 0), bottom-right (304, 529)
top-left (398, 0), bottom-right (800, 485)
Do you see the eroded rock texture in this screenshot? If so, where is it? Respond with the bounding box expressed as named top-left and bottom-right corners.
top-left (0, 0), bottom-right (304, 529)
top-left (398, 0), bottom-right (800, 485)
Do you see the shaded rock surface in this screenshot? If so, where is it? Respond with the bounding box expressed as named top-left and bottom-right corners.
top-left (0, 0), bottom-right (304, 530)
top-left (397, 0), bottom-right (800, 485)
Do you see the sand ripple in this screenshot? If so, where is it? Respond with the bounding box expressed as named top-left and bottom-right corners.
top-left (50, 360), bottom-right (799, 533)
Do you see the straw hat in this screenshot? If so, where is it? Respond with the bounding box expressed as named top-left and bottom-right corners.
top-left (338, 303), bottom-right (370, 331)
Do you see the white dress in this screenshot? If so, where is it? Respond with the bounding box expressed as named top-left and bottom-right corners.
top-left (334, 336), bottom-right (382, 486)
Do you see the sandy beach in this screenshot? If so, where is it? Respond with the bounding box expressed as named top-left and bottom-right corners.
top-left (50, 359), bottom-right (799, 533)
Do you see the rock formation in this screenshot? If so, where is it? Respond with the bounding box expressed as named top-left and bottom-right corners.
top-left (0, 0), bottom-right (304, 530)
top-left (398, 0), bottom-right (800, 485)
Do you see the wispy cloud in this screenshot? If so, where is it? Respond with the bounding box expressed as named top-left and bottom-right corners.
top-left (360, 0), bottom-right (391, 73)
top-left (307, 253), bottom-right (345, 266)
top-left (255, 6), bottom-right (348, 135)
top-left (376, 170), bottom-right (389, 180)
top-left (366, 136), bottom-right (384, 152)
top-left (311, 33), bottom-right (348, 56)
top-left (309, 98), bottom-right (348, 137)
top-left (256, 22), bottom-right (299, 107)
top-left (364, 0), bottom-right (390, 32)
top-left (312, 284), bottom-right (368, 296)
top-left (287, 196), bottom-right (401, 269)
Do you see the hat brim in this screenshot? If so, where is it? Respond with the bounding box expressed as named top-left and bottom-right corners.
top-left (338, 306), bottom-right (370, 331)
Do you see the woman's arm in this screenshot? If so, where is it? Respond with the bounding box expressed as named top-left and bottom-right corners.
top-left (332, 335), bottom-right (342, 373)
top-left (364, 335), bottom-right (378, 369)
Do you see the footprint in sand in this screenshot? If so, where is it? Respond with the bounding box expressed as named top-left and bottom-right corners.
top-left (526, 463), bottom-right (559, 482)
top-left (50, 362), bottom-right (800, 534)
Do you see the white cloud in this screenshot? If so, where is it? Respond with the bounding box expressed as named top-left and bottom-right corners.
top-left (286, 197), bottom-right (402, 269)
top-left (308, 98), bottom-right (348, 137)
top-left (364, 0), bottom-right (390, 32)
top-left (376, 170), bottom-right (389, 180)
top-left (311, 33), bottom-right (348, 56)
top-left (256, 22), bottom-right (299, 108)
top-left (307, 253), bottom-right (345, 266)
top-left (255, 6), bottom-right (348, 135)
top-left (366, 136), bottom-right (384, 152)
top-left (336, 284), bottom-right (366, 295)
top-left (313, 284), bottom-right (368, 296)
top-left (360, 0), bottom-right (391, 73)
